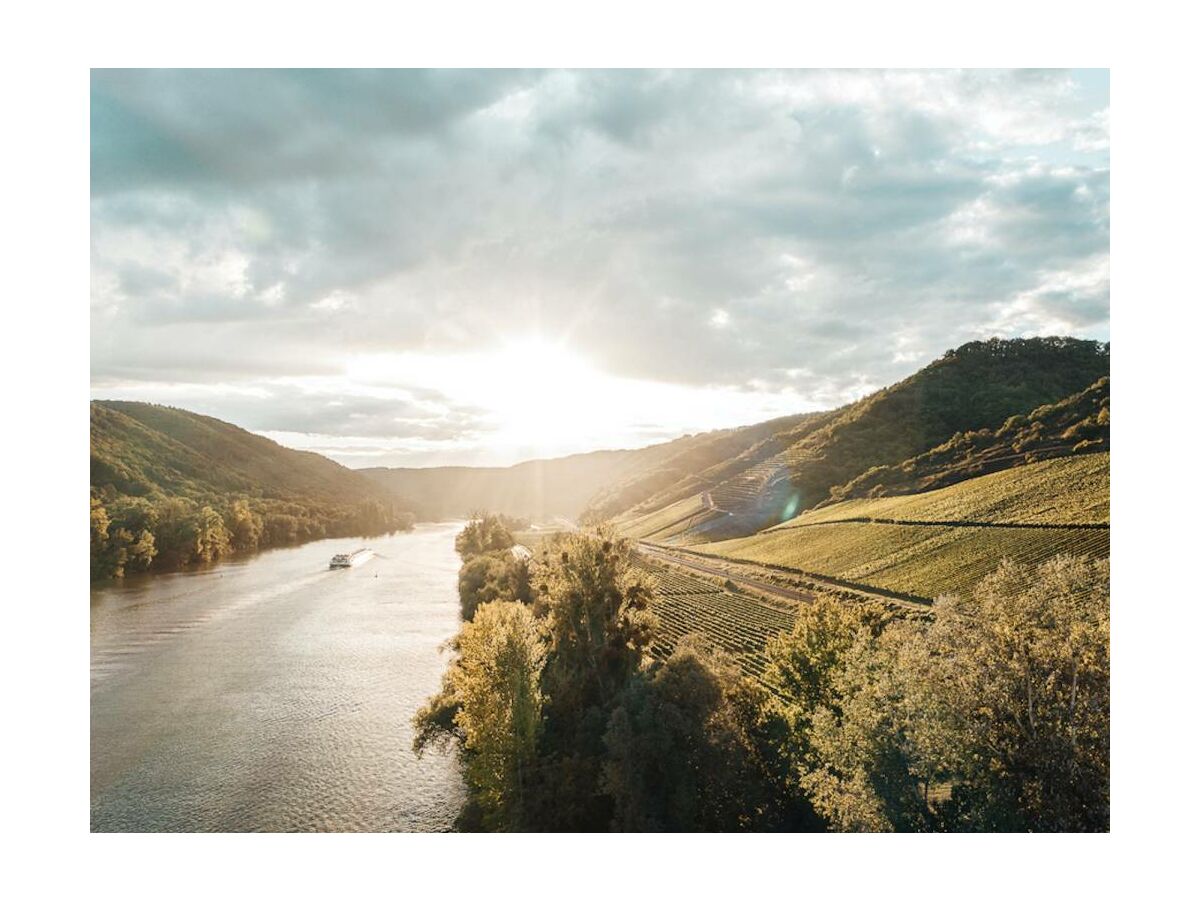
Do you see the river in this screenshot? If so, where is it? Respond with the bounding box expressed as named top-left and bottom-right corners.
top-left (90, 522), bottom-right (466, 832)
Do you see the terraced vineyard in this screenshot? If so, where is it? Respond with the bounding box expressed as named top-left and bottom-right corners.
top-left (780, 453), bottom-right (1109, 529)
top-left (708, 459), bottom-right (780, 512)
top-left (636, 559), bottom-right (797, 683)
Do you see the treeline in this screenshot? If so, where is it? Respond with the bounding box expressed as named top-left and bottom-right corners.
top-left (416, 517), bottom-right (1108, 831)
top-left (90, 400), bottom-right (418, 580)
top-left (90, 492), bottom-right (413, 580)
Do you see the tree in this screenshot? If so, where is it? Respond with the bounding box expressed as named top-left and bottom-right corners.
top-left (538, 529), bottom-right (656, 719)
top-left (414, 600), bottom-right (545, 831)
top-left (90, 497), bottom-right (120, 580)
top-left (798, 624), bottom-right (935, 832)
top-left (195, 505), bottom-right (232, 563)
top-left (225, 499), bottom-right (263, 553)
top-left (763, 596), bottom-right (891, 773)
top-left (901, 555), bottom-right (1110, 831)
top-left (525, 528), bottom-right (657, 829)
top-left (455, 513), bottom-right (517, 559)
top-left (775, 556), bottom-right (1109, 832)
top-left (458, 551), bottom-right (536, 621)
top-left (125, 528), bottom-right (156, 573)
top-left (152, 498), bottom-right (203, 568)
top-left (603, 636), bottom-right (794, 831)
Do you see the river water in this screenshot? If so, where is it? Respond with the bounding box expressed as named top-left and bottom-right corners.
top-left (90, 522), bottom-right (466, 832)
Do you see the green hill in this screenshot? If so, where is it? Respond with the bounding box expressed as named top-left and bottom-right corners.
top-left (828, 376), bottom-right (1109, 502)
top-left (607, 337), bottom-right (1109, 542)
top-left (90, 401), bottom-right (414, 579)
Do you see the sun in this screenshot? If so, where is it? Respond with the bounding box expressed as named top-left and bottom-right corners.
top-left (481, 338), bottom-right (622, 455)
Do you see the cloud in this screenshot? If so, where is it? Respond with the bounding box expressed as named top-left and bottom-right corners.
top-left (91, 69), bottom-right (1109, 465)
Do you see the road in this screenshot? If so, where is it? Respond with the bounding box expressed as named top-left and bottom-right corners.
top-left (637, 541), bottom-right (817, 606)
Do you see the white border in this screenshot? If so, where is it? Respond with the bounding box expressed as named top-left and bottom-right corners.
top-left (4, 0), bottom-right (1197, 896)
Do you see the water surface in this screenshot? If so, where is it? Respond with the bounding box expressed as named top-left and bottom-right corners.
top-left (91, 522), bottom-right (466, 832)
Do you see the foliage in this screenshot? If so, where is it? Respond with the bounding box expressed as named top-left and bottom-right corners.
top-left (423, 521), bottom-right (1109, 832)
top-left (418, 528), bottom-right (684, 831)
top-left (414, 601), bottom-right (545, 831)
top-left (457, 551), bottom-right (534, 621)
top-left (454, 513), bottom-right (519, 560)
top-left (90, 400), bottom-right (414, 579)
top-left (902, 555), bottom-right (1110, 831)
top-left (797, 624), bottom-right (935, 832)
top-left (766, 555), bottom-right (1109, 832)
top-left (603, 636), bottom-right (803, 831)
top-left (518, 529), bottom-right (657, 829)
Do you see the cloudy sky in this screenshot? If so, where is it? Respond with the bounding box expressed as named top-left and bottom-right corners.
top-left (91, 69), bottom-right (1109, 468)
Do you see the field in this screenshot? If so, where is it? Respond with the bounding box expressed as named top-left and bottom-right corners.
top-left (697, 454), bottom-right (1110, 600)
top-left (636, 559), bottom-right (797, 683)
top-left (702, 523), bottom-right (1108, 600)
top-left (780, 453), bottom-right (1109, 529)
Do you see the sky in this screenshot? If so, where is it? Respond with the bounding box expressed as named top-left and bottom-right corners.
top-left (90, 69), bottom-right (1109, 468)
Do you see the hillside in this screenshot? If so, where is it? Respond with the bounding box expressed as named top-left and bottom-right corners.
top-left (362, 411), bottom-right (818, 521)
top-left (605, 337), bottom-right (1110, 542)
top-left (828, 375), bottom-right (1109, 502)
top-left (91, 401), bottom-right (413, 579)
top-left (680, 453), bottom-right (1109, 601)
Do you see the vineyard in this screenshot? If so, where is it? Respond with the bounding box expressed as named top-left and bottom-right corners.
top-left (636, 559), bottom-right (797, 683)
top-left (779, 453), bottom-right (1109, 529)
top-left (707, 459), bottom-right (781, 512)
top-left (616, 494), bottom-right (715, 541)
top-left (703, 521), bottom-right (1109, 600)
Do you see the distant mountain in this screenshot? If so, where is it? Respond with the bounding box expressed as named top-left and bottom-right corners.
top-left (90, 401), bottom-right (413, 579)
top-left (604, 337), bottom-right (1110, 541)
top-left (361, 412), bottom-right (817, 521)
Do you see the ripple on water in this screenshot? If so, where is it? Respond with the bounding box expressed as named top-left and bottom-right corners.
top-left (91, 525), bottom-right (467, 832)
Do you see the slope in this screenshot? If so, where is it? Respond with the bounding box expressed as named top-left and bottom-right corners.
top-left (690, 453), bottom-right (1109, 601)
top-left (91, 401), bottom-right (413, 578)
top-left (609, 337), bottom-right (1110, 541)
top-left (362, 411), bottom-right (819, 521)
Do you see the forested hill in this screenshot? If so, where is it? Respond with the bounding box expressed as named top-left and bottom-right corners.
top-left (596, 337), bottom-right (1110, 539)
top-left (90, 401), bottom-right (414, 579)
top-left (827, 374), bottom-right (1110, 502)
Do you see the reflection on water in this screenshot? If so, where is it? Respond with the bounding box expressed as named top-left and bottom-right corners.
top-left (91, 522), bottom-right (466, 832)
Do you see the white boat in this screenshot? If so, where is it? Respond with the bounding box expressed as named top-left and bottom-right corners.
top-left (329, 548), bottom-right (373, 569)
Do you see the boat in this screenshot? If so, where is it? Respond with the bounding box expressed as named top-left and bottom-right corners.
top-left (329, 548), bottom-right (373, 569)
